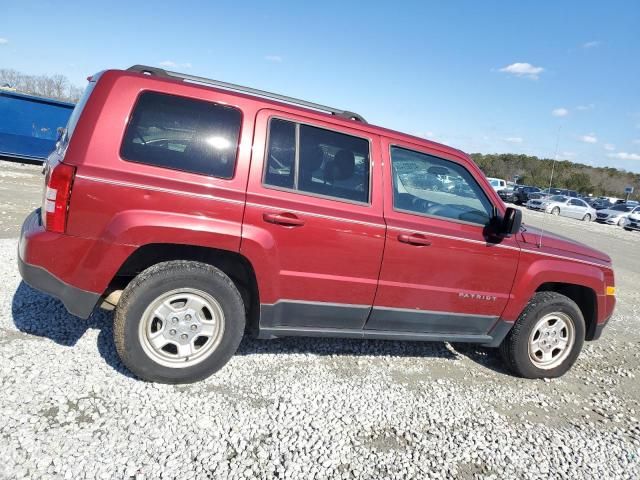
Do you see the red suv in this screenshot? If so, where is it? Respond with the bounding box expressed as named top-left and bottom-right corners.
top-left (18, 65), bottom-right (616, 383)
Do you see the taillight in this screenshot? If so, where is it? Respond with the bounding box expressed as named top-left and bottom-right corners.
top-left (43, 162), bottom-right (76, 233)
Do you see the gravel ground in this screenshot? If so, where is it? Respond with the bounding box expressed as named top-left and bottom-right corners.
top-left (0, 160), bottom-right (639, 479)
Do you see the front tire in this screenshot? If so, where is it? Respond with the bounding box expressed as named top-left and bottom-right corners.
top-left (582, 214), bottom-right (591, 222)
top-left (499, 292), bottom-right (585, 378)
top-left (551, 207), bottom-right (560, 216)
top-left (114, 261), bottom-right (245, 383)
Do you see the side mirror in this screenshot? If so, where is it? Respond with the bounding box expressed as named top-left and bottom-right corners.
top-left (500, 207), bottom-right (522, 236)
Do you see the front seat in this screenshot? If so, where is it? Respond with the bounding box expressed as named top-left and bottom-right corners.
top-left (324, 149), bottom-right (366, 201)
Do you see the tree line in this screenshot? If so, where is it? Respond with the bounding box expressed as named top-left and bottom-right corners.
top-left (0, 69), bottom-right (83, 103)
top-left (471, 153), bottom-right (639, 200)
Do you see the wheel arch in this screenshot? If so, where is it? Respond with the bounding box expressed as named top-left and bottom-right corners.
top-left (535, 282), bottom-right (598, 341)
top-left (107, 243), bottom-right (260, 332)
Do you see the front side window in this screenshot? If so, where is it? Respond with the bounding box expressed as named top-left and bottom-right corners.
top-left (264, 118), bottom-right (370, 203)
top-left (391, 146), bottom-right (494, 225)
top-left (121, 91), bottom-right (242, 179)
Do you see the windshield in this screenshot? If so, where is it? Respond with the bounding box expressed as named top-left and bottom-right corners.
top-left (489, 179), bottom-right (500, 186)
top-left (549, 195), bottom-right (567, 202)
top-left (611, 204), bottom-right (634, 212)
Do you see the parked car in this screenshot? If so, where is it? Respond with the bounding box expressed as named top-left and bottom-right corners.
top-left (512, 185), bottom-right (541, 205)
top-left (528, 188), bottom-right (578, 203)
top-left (498, 186), bottom-right (516, 203)
top-left (590, 198), bottom-right (613, 210)
top-left (18, 65), bottom-right (616, 383)
top-left (624, 211), bottom-right (640, 231)
top-left (595, 203), bottom-right (640, 226)
top-left (487, 177), bottom-right (507, 192)
top-left (540, 196), bottom-right (596, 221)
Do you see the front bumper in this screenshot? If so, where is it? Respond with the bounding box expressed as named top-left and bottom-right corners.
top-left (595, 217), bottom-right (622, 224)
top-left (625, 220), bottom-right (640, 230)
top-left (18, 209), bottom-right (100, 319)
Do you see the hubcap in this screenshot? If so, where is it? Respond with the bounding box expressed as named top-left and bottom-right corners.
top-left (138, 288), bottom-right (225, 368)
top-left (528, 312), bottom-right (575, 370)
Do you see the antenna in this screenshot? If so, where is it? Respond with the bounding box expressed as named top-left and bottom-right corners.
top-left (537, 126), bottom-right (562, 247)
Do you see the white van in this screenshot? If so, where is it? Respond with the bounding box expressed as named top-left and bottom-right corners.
top-left (487, 177), bottom-right (507, 192)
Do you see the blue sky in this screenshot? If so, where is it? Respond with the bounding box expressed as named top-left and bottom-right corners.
top-left (2, 0), bottom-right (639, 172)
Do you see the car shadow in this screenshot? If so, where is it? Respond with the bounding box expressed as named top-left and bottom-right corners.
top-left (11, 281), bottom-right (508, 378)
top-left (11, 281), bottom-right (134, 378)
top-left (235, 335), bottom-right (511, 375)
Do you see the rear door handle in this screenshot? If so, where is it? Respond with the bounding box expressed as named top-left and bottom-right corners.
top-left (398, 233), bottom-right (432, 246)
top-left (263, 212), bottom-right (305, 227)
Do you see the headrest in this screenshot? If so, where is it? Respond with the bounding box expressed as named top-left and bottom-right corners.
top-left (328, 149), bottom-right (355, 181)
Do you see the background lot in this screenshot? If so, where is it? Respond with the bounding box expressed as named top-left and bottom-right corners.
top-left (0, 159), bottom-right (638, 479)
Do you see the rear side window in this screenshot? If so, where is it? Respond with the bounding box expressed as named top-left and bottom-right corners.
top-left (264, 118), bottom-right (370, 203)
top-left (121, 92), bottom-right (242, 179)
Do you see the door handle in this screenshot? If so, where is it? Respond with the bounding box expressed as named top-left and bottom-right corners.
top-left (263, 212), bottom-right (305, 227)
top-left (398, 233), bottom-right (432, 246)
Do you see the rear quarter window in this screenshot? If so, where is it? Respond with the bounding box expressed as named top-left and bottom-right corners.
top-left (121, 91), bottom-right (242, 179)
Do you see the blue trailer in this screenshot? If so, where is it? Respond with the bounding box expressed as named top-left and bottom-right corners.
top-left (0, 90), bottom-right (75, 162)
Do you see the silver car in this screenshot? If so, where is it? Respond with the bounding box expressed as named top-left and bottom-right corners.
top-left (595, 203), bottom-right (640, 226)
top-left (540, 195), bottom-right (597, 221)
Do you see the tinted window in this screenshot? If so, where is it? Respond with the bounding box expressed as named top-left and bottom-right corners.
top-left (265, 119), bottom-right (295, 188)
top-left (612, 204), bottom-right (634, 212)
top-left (264, 118), bottom-right (370, 203)
top-left (391, 146), bottom-right (494, 225)
top-left (121, 92), bottom-right (241, 179)
top-left (549, 195), bottom-right (567, 202)
top-left (569, 199), bottom-right (585, 206)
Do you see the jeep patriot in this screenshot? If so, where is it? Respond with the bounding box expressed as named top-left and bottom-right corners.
top-left (18, 65), bottom-right (616, 383)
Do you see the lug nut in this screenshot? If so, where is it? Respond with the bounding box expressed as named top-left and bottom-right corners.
top-left (190, 325), bottom-right (197, 331)
top-left (172, 317), bottom-right (179, 324)
top-left (169, 329), bottom-right (176, 335)
top-left (185, 314), bottom-right (192, 321)
top-left (180, 334), bottom-right (188, 340)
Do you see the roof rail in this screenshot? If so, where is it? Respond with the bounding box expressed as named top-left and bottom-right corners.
top-left (127, 65), bottom-right (367, 123)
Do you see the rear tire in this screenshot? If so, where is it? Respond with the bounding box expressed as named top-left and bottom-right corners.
top-left (114, 261), bottom-right (245, 383)
top-left (551, 207), bottom-right (560, 216)
top-left (582, 214), bottom-right (591, 222)
top-left (499, 292), bottom-right (585, 379)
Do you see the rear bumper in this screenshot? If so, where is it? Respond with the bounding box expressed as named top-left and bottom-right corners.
top-left (18, 209), bottom-right (100, 319)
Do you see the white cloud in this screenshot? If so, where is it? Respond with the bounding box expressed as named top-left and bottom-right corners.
top-left (158, 60), bottom-right (191, 69)
top-left (607, 152), bottom-right (640, 161)
top-left (499, 62), bottom-right (544, 79)
top-left (604, 143), bottom-right (615, 151)
top-left (504, 137), bottom-right (523, 143)
top-left (633, 139), bottom-right (640, 145)
top-left (552, 108), bottom-right (569, 117)
top-left (582, 40), bottom-right (601, 49)
top-left (264, 55), bottom-right (283, 63)
top-left (580, 134), bottom-right (598, 144)
top-left (0, 38), bottom-right (8, 45)
top-left (576, 104), bottom-right (595, 111)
